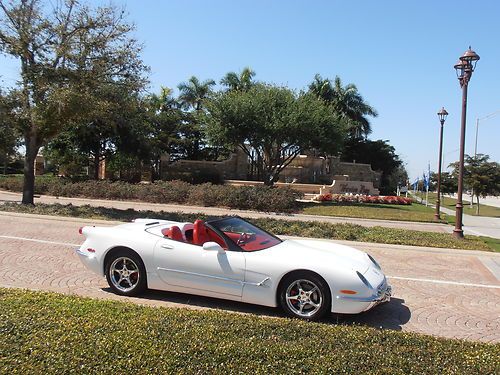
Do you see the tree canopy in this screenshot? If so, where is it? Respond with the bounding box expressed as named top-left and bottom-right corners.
top-left (221, 67), bottom-right (256, 92)
top-left (450, 154), bottom-right (500, 214)
top-left (0, 0), bottom-right (147, 203)
top-left (309, 74), bottom-right (377, 139)
top-left (205, 84), bottom-right (346, 185)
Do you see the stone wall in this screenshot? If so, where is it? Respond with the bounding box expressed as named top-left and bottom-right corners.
top-left (161, 148), bottom-right (248, 180)
top-left (279, 155), bottom-right (381, 187)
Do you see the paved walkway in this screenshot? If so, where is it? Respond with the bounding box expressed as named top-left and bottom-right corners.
top-left (0, 212), bottom-right (499, 343)
top-left (439, 206), bottom-right (500, 239)
top-left (0, 190), bottom-right (452, 234)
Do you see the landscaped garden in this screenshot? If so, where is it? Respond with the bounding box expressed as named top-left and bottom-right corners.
top-left (0, 175), bottom-right (453, 224)
top-left (1, 288), bottom-right (498, 374)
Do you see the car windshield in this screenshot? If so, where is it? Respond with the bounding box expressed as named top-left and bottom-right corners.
top-left (207, 217), bottom-right (282, 252)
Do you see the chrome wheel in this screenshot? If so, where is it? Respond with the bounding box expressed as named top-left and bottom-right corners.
top-left (109, 257), bottom-right (140, 293)
top-left (285, 279), bottom-right (323, 318)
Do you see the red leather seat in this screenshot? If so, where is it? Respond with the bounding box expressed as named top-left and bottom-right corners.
top-left (193, 220), bottom-right (209, 245)
top-left (162, 226), bottom-right (184, 242)
top-left (206, 227), bottom-right (227, 249)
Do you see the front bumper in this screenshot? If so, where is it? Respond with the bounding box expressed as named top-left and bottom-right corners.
top-left (336, 278), bottom-right (392, 313)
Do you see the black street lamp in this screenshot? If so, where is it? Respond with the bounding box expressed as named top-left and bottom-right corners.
top-left (453, 47), bottom-right (480, 238)
top-left (435, 107), bottom-right (448, 221)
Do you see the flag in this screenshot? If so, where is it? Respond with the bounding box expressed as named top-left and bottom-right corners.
top-left (412, 177), bottom-right (419, 191)
top-left (423, 171), bottom-right (429, 191)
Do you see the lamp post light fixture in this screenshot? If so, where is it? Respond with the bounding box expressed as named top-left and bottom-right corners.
top-left (434, 107), bottom-right (448, 221)
top-left (453, 47), bottom-right (480, 238)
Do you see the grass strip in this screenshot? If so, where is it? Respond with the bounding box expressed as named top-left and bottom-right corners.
top-left (1, 288), bottom-right (498, 375)
top-left (0, 202), bottom-right (497, 251)
top-left (300, 201), bottom-right (448, 223)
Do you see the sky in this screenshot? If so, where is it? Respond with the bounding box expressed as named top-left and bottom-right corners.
top-left (1, 0), bottom-right (499, 180)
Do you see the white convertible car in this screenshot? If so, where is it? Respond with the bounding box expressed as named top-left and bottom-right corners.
top-left (76, 216), bottom-right (391, 320)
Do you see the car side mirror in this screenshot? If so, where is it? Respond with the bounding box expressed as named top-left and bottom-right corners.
top-left (202, 242), bottom-right (224, 253)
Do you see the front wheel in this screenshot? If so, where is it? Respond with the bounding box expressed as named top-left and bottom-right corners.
top-left (105, 250), bottom-right (147, 296)
top-left (279, 272), bottom-right (331, 321)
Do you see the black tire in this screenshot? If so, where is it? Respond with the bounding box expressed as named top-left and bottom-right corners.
top-left (279, 271), bottom-right (331, 321)
top-left (105, 249), bottom-right (147, 296)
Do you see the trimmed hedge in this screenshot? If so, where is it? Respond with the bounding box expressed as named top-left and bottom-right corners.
top-left (0, 176), bottom-right (303, 213)
top-left (1, 289), bottom-right (498, 374)
top-left (0, 202), bottom-right (495, 251)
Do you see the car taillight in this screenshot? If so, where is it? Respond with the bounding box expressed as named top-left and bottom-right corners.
top-left (87, 248), bottom-right (96, 253)
top-left (79, 227), bottom-right (83, 235)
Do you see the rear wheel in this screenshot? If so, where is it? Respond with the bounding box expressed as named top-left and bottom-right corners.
top-left (279, 272), bottom-right (330, 321)
top-left (105, 250), bottom-right (147, 296)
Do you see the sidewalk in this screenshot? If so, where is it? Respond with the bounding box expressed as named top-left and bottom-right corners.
top-left (439, 206), bottom-right (500, 239)
top-left (0, 190), bottom-right (453, 234)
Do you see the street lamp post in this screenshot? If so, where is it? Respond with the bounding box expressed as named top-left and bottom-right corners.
top-left (434, 107), bottom-right (448, 221)
top-left (453, 47), bottom-right (480, 238)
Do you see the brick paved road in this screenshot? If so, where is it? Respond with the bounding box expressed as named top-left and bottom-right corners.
top-left (0, 212), bottom-right (499, 343)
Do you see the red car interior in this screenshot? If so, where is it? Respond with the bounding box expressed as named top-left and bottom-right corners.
top-left (162, 226), bottom-right (183, 241)
top-left (161, 219), bottom-right (278, 252)
top-left (193, 220), bottom-right (210, 246)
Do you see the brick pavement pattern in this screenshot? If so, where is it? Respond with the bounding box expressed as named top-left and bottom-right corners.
top-left (0, 212), bottom-right (499, 343)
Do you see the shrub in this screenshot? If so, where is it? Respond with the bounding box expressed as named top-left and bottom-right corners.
top-left (0, 176), bottom-right (302, 213)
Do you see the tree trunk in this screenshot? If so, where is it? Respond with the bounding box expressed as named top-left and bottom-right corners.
top-left (3, 151), bottom-right (7, 175)
top-left (94, 150), bottom-right (100, 180)
top-left (476, 195), bottom-right (480, 215)
top-left (22, 135), bottom-right (40, 205)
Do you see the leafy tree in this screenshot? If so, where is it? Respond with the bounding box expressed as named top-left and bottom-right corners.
top-left (142, 87), bottom-right (184, 179)
top-left (44, 80), bottom-right (147, 179)
top-left (439, 172), bottom-right (458, 195)
top-left (177, 76), bottom-right (216, 160)
top-left (0, 90), bottom-right (20, 174)
top-left (341, 138), bottom-right (405, 195)
top-left (206, 84), bottom-right (346, 186)
top-left (309, 74), bottom-right (377, 139)
top-left (221, 67), bottom-right (256, 92)
top-left (0, 0), bottom-right (146, 203)
top-left (430, 171), bottom-right (457, 196)
top-left (450, 154), bottom-right (500, 215)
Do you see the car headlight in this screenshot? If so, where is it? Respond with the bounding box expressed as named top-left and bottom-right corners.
top-left (367, 254), bottom-right (381, 270)
top-left (356, 271), bottom-right (372, 289)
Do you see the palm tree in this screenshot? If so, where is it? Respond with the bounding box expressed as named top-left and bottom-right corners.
top-left (308, 74), bottom-right (335, 102)
top-left (178, 76), bottom-right (216, 111)
top-left (309, 74), bottom-right (377, 139)
top-left (332, 76), bottom-right (377, 138)
top-left (221, 67), bottom-right (256, 92)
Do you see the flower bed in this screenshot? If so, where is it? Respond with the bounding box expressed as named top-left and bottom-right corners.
top-left (313, 193), bottom-right (412, 205)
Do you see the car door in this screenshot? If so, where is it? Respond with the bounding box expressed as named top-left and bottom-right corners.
top-left (153, 238), bottom-right (246, 297)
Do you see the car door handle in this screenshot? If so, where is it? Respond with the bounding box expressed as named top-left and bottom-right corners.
top-left (161, 244), bottom-right (174, 249)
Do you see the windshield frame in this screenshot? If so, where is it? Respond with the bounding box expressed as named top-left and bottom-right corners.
top-left (205, 216), bottom-right (282, 252)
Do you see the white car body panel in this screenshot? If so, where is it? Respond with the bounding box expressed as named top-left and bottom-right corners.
top-left (76, 218), bottom-right (391, 314)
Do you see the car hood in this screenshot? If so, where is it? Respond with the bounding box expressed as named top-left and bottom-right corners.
top-left (271, 238), bottom-right (372, 274)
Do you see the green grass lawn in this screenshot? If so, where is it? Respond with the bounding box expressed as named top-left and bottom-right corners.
top-left (1, 202), bottom-right (498, 251)
top-left (416, 192), bottom-right (500, 218)
top-left (1, 289), bottom-right (498, 374)
top-left (301, 201), bottom-right (450, 223)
